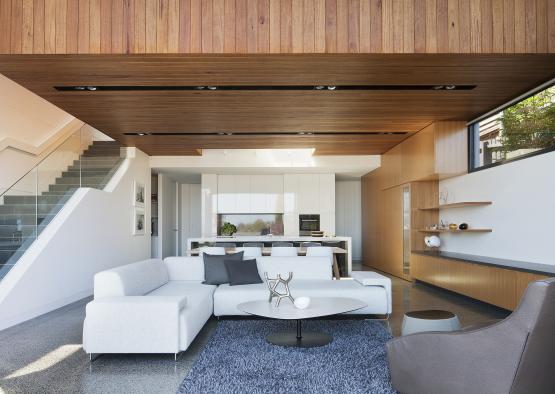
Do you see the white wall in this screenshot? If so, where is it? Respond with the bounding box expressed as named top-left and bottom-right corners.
top-left (0, 74), bottom-right (79, 192)
top-left (180, 183), bottom-right (201, 255)
top-left (439, 151), bottom-right (555, 265)
top-left (335, 180), bottom-right (362, 261)
top-left (0, 148), bottom-right (151, 330)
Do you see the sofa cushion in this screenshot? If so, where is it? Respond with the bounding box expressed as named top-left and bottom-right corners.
top-left (225, 259), bottom-right (263, 286)
top-left (94, 259), bottom-right (168, 298)
top-left (213, 279), bottom-right (388, 316)
top-left (256, 256), bottom-right (332, 280)
top-left (164, 256), bottom-right (205, 281)
top-left (203, 252), bottom-right (244, 285)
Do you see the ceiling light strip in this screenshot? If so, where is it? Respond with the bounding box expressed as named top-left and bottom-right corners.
top-left (55, 85), bottom-right (475, 92)
top-left (124, 131), bottom-right (408, 136)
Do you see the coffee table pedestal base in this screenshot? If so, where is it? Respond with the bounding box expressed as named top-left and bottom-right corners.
top-left (266, 319), bottom-right (332, 348)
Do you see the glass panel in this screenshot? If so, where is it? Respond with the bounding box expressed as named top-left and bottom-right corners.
top-left (218, 214), bottom-right (284, 236)
top-left (0, 167), bottom-right (37, 279)
top-left (471, 85), bottom-right (555, 170)
top-left (402, 186), bottom-right (411, 276)
top-left (0, 124), bottom-right (123, 281)
top-left (36, 129), bottom-right (82, 236)
top-left (79, 125), bottom-right (122, 189)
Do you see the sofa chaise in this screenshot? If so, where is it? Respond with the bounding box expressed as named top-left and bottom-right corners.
top-left (83, 256), bottom-right (391, 357)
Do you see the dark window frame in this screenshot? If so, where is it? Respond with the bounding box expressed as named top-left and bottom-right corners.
top-left (468, 83), bottom-right (555, 173)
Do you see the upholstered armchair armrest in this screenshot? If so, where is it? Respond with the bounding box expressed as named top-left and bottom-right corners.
top-left (83, 296), bottom-right (187, 354)
top-left (386, 321), bottom-right (527, 394)
top-left (350, 271), bottom-right (392, 314)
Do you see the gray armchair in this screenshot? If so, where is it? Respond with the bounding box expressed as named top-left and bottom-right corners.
top-left (386, 277), bottom-right (555, 394)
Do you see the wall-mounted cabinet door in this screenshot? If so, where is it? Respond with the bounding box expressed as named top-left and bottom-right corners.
top-left (249, 175), bottom-right (268, 213)
top-left (250, 175), bottom-right (284, 213)
top-left (234, 175), bottom-right (251, 213)
top-left (217, 175), bottom-right (236, 213)
top-left (283, 174), bottom-right (299, 213)
top-left (266, 175), bottom-right (284, 213)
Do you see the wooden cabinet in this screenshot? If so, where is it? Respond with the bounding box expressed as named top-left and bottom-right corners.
top-left (411, 253), bottom-right (551, 310)
top-left (380, 121), bottom-right (467, 189)
top-left (362, 169), bottom-right (406, 278)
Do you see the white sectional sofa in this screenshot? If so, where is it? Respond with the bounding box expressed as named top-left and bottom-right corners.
top-left (83, 256), bottom-right (391, 357)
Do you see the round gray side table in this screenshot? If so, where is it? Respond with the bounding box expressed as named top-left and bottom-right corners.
top-left (401, 309), bottom-right (461, 336)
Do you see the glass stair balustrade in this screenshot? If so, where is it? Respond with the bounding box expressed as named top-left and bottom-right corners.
top-left (0, 127), bottom-right (124, 280)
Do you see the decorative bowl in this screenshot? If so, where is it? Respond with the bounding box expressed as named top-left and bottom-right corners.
top-left (294, 297), bottom-right (311, 309)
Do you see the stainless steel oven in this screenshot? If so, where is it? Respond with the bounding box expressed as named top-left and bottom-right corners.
top-left (299, 214), bottom-right (320, 236)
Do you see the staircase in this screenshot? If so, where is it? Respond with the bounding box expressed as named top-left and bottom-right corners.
top-left (0, 140), bottom-right (123, 279)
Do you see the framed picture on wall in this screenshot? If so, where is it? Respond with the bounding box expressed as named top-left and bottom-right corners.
top-left (133, 180), bottom-right (145, 207)
top-left (133, 208), bottom-right (145, 236)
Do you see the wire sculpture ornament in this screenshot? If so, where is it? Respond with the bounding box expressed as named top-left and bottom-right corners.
top-left (264, 272), bottom-right (295, 307)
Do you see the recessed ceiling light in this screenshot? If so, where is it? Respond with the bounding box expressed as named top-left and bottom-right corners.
top-left (195, 86), bottom-right (205, 90)
top-left (75, 86), bottom-right (85, 90)
top-left (306, 132), bottom-right (314, 135)
top-left (137, 133), bottom-right (147, 136)
top-left (445, 85), bottom-right (456, 90)
top-left (86, 86), bottom-right (97, 91)
top-left (207, 86), bottom-right (217, 90)
top-left (432, 85), bottom-right (444, 90)
top-left (315, 86), bottom-right (325, 90)
top-left (327, 86), bottom-right (336, 90)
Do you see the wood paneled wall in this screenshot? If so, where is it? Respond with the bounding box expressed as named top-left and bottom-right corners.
top-left (1, 0), bottom-right (554, 54)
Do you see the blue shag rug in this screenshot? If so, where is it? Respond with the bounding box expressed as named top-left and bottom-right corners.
top-left (177, 319), bottom-right (396, 394)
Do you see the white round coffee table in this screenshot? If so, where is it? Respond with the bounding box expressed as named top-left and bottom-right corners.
top-left (238, 297), bottom-right (367, 348)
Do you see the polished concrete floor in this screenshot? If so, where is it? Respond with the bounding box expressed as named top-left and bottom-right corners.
top-left (0, 269), bottom-right (509, 394)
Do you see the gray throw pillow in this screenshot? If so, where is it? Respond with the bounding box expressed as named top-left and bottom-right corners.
top-left (202, 251), bottom-right (244, 285)
top-left (224, 259), bottom-right (263, 286)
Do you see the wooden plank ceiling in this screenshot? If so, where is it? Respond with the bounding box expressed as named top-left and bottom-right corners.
top-left (0, 0), bottom-right (554, 55)
top-left (0, 53), bottom-right (553, 155)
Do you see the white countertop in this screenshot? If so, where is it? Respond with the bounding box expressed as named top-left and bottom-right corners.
top-left (188, 235), bottom-right (351, 242)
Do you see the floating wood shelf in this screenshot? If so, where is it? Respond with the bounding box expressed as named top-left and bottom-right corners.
top-left (418, 228), bottom-right (493, 233)
top-left (418, 201), bottom-right (492, 210)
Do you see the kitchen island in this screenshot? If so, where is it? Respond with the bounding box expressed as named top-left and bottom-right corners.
top-left (187, 236), bottom-right (353, 275)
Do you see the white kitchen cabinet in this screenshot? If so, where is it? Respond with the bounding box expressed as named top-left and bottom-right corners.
top-left (283, 213), bottom-right (299, 236)
top-left (283, 174), bottom-right (298, 213)
top-left (320, 211), bottom-right (336, 236)
top-left (319, 174), bottom-right (336, 213)
top-left (217, 175), bottom-right (236, 213)
top-left (266, 175), bottom-right (284, 213)
top-left (249, 175), bottom-right (267, 213)
top-left (235, 175), bottom-right (251, 213)
top-left (297, 174), bottom-right (319, 214)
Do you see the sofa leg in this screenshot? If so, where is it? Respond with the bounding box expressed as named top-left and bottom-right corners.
top-left (89, 353), bottom-right (101, 362)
